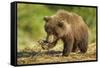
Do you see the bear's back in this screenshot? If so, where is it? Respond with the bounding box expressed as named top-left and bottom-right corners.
top-left (55, 10), bottom-right (88, 41)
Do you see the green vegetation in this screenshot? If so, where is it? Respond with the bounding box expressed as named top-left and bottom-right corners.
top-left (17, 3), bottom-right (97, 51)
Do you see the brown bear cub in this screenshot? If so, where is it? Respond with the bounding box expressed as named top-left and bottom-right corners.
top-left (41, 10), bottom-right (88, 56)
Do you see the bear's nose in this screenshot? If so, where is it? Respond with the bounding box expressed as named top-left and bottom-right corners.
top-left (46, 27), bottom-right (53, 34)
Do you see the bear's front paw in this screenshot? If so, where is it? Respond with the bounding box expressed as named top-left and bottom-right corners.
top-left (62, 53), bottom-right (69, 57)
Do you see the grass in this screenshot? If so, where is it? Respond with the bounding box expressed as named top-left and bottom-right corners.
top-left (17, 43), bottom-right (96, 65)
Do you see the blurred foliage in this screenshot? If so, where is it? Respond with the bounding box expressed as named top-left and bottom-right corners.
top-left (17, 3), bottom-right (97, 50)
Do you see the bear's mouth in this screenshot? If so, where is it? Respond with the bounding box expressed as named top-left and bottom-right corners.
top-left (46, 34), bottom-right (55, 44)
top-left (40, 34), bottom-right (58, 50)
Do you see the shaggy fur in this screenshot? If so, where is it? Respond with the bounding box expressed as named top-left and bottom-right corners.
top-left (43, 10), bottom-right (88, 56)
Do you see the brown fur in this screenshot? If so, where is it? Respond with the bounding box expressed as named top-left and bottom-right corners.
top-left (43, 10), bottom-right (88, 56)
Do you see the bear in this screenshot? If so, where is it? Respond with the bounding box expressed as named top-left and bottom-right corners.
top-left (41, 10), bottom-right (88, 56)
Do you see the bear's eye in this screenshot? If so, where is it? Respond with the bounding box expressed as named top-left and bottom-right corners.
top-left (58, 22), bottom-right (63, 28)
top-left (44, 16), bottom-right (51, 22)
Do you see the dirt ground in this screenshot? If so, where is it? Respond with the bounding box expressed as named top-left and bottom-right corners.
top-left (17, 43), bottom-right (97, 65)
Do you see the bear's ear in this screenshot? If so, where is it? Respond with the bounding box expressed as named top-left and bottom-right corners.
top-left (44, 16), bottom-right (51, 22)
top-left (58, 21), bottom-right (64, 28)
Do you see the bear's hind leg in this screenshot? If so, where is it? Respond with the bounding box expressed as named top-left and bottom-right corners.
top-left (72, 41), bottom-right (78, 52)
top-left (78, 40), bottom-right (88, 53)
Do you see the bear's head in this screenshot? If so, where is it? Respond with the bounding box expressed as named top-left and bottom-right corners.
top-left (44, 16), bottom-right (67, 39)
